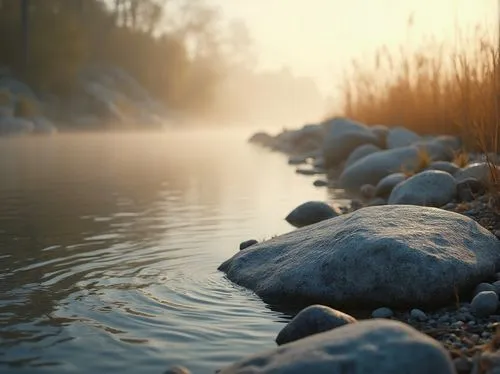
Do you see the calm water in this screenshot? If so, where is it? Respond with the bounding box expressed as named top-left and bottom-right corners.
top-left (0, 130), bottom-right (348, 374)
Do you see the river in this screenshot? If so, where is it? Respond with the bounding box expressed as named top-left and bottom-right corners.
top-left (0, 129), bottom-right (348, 373)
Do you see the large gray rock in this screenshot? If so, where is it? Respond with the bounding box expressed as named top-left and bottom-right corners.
top-left (345, 144), bottom-right (381, 168)
top-left (275, 305), bottom-right (356, 345)
top-left (219, 205), bottom-right (500, 308)
top-left (374, 173), bottom-right (406, 198)
top-left (219, 319), bottom-right (455, 374)
top-left (339, 146), bottom-right (420, 191)
top-left (387, 127), bottom-right (421, 148)
top-left (285, 201), bottom-right (339, 228)
top-left (455, 162), bottom-right (500, 185)
top-left (388, 170), bottom-right (457, 207)
top-left (240, 239), bottom-right (258, 251)
top-left (321, 117), bottom-right (380, 167)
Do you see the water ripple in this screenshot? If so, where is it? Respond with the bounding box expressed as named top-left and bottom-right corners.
top-left (0, 132), bottom-right (331, 374)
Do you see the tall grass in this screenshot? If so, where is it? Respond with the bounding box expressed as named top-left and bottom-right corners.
top-left (339, 24), bottom-right (500, 153)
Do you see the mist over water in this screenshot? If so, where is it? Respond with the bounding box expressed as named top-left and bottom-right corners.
top-left (0, 129), bottom-right (348, 373)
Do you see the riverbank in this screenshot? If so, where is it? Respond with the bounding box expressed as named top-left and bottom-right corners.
top-left (183, 117), bottom-right (500, 373)
top-left (0, 67), bottom-right (173, 136)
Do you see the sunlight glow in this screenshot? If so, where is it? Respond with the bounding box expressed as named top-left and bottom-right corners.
top-left (210, 0), bottom-right (497, 93)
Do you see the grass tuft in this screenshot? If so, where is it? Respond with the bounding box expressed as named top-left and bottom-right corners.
top-left (453, 151), bottom-right (470, 168)
top-left (401, 148), bottom-right (432, 177)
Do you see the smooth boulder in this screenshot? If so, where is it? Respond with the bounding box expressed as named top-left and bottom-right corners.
top-left (344, 144), bottom-right (381, 168)
top-left (276, 305), bottom-right (356, 345)
top-left (285, 201), bottom-right (339, 228)
top-left (387, 127), bottom-right (421, 148)
top-left (455, 162), bottom-right (499, 185)
top-left (322, 117), bottom-right (380, 167)
top-left (388, 170), bottom-right (457, 207)
top-left (219, 319), bottom-right (455, 374)
top-left (339, 146), bottom-right (421, 191)
top-left (471, 291), bottom-right (498, 317)
top-left (374, 173), bottom-right (406, 198)
top-left (219, 205), bottom-right (500, 308)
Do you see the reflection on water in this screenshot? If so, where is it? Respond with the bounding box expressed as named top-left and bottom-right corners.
top-left (0, 130), bottom-right (347, 373)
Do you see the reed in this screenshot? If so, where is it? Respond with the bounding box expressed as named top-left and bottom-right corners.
top-left (338, 23), bottom-right (500, 153)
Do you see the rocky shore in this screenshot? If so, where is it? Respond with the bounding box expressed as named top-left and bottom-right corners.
top-left (0, 67), bottom-right (169, 136)
top-left (169, 117), bottom-right (500, 373)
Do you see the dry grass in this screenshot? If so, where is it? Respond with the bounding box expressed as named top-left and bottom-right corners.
top-left (336, 22), bottom-right (500, 153)
top-left (453, 151), bottom-right (470, 168)
top-left (401, 148), bottom-right (432, 176)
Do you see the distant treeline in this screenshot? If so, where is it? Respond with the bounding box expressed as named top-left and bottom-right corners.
top-left (0, 0), bottom-right (324, 123)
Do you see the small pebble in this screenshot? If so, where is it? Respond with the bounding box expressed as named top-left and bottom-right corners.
top-left (350, 199), bottom-right (363, 211)
top-left (470, 334), bottom-right (480, 344)
top-left (438, 315), bottom-right (451, 323)
top-left (482, 331), bottom-right (491, 338)
top-left (458, 305), bottom-right (470, 313)
top-left (463, 313), bottom-right (475, 322)
top-left (442, 203), bottom-right (457, 210)
top-left (410, 308), bottom-right (428, 321)
top-left (371, 307), bottom-right (394, 319)
top-left (451, 321), bottom-right (465, 328)
top-left (313, 179), bottom-right (328, 187)
top-left (454, 313), bottom-right (466, 322)
top-left (453, 357), bottom-right (473, 374)
top-left (239, 239), bottom-right (258, 251)
top-left (471, 291), bottom-right (499, 317)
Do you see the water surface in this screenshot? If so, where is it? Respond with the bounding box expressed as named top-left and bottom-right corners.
top-left (0, 130), bottom-right (347, 373)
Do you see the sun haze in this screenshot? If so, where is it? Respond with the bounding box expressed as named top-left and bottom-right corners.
top-left (210, 0), bottom-right (497, 94)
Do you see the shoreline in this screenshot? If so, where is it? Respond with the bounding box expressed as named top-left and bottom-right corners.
top-left (203, 118), bottom-right (500, 374)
